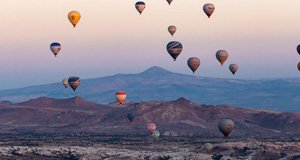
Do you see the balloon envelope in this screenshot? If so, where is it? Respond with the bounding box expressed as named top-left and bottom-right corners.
top-left (187, 57), bottom-right (200, 74)
top-left (166, 0), bottom-right (173, 5)
top-left (297, 45), bottom-right (300, 55)
top-left (127, 112), bottom-right (135, 122)
top-left (229, 64), bottom-right (238, 75)
top-left (167, 41), bottom-right (183, 61)
top-left (147, 123), bottom-right (156, 134)
top-left (168, 25), bottom-right (176, 36)
top-left (216, 50), bottom-right (228, 66)
top-left (204, 143), bottom-right (213, 152)
top-left (297, 62), bottom-right (300, 72)
top-left (135, 1), bottom-right (146, 15)
top-left (203, 3), bottom-right (215, 18)
top-left (218, 118), bottom-right (234, 138)
top-left (115, 91), bottom-right (126, 104)
top-left (50, 42), bottom-right (61, 57)
top-left (68, 76), bottom-right (80, 91)
top-left (68, 11), bottom-right (81, 27)
top-left (152, 130), bottom-right (160, 139)
top-left (62, 78), bottom-right (69, 88)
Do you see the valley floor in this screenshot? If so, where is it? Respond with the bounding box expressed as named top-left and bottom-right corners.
top-left (0, 134), bottom-right (299, 160)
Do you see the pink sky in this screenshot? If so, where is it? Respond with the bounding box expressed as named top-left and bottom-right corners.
top-left (0, 0), bottom-right (300, 89)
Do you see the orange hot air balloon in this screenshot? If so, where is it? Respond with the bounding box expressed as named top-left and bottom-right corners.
top-left (115, 91), bottom-right (126, 104)
top-left (147, 123), bottom-right (156, 134)
top-left (297, 62), bottom-right (300, 72)
top-left (216, 50), bottom-right (228, 66)
top-left (68, 11), bottom-right (81, 27)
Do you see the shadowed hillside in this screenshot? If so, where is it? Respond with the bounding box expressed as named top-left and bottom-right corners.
top-left (0, 96), bottom-right (300, 138)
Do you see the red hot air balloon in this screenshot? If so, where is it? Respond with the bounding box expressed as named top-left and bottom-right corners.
top-left (147, 123), bottom-right (156, 134)
top-left (115, 91), bottom-right (126, 104)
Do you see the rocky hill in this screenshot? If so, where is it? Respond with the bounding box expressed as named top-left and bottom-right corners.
top-left (0, 97), bottom-right (299, 138)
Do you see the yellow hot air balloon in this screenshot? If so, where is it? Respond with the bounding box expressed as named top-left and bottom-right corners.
top-left (203, 143), bottom-right (213, 153)
top-left (62, 78), bottom-right (69, 88)
top-left (68, 11), bottom-right (81, 27)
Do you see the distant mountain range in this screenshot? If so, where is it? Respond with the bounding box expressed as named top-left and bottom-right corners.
top-left (0, 96), bottom-right (300, 138)
top-left (0, 66), bottom-right (300, 112)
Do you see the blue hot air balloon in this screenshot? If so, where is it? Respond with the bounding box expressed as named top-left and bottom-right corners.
top-left (68, 76), bottom-right (80, 91)
top-left (50, 42), bottom-right (61, 57)
top-left (166, 41), bottom-right (183, 61)
top-left (127, 112), bottom-right (135, 122)
top-left (135, 1), bottom-right (146, 15)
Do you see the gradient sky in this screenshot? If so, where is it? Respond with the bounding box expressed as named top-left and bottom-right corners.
top-left (0, 0), bottom-right (300, 89)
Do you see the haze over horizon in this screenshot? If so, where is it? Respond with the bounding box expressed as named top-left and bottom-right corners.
top-left (1, 0), bottom-right (300, 89)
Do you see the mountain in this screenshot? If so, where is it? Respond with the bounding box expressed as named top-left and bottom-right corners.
top-left (0, 66), bottom-right (300, 112)
top-left (0, 100), bottom-right (12, 105)
top-left (0, 96), bottom-right (300, 138)
top-left (17, 96), bottom-right (108, 111)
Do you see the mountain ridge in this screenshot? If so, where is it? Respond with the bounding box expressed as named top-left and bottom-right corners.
top-left (0, 66), bottom-right (299, 112)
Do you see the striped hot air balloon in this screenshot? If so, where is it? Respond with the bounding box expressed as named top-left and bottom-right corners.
top-left (68, 76), bottom-right (80, 91)
top-left (115, 91), bottom-right (126, 104)
top-left (147, 123), bottom-right (156, 134)
top-left (166, 41), bottom-right (183, 61)
top-left (50, 42), bottom-right (61, 57)
top-left (135, 1), bottom-right (146, 15)
top-left (127, 112), bottom-right (135, 122)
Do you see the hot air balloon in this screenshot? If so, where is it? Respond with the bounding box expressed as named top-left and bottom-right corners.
top-left (168, 25), bottom-right (176, 36)
top-left (166, 0), bottom-right (173, 5)
top-left (297, 62), bottom-right (300, 72)
top-left (167, 41), bottom-right (183, 61)
top-left (216, 50), bottom-right (228, 66)
top-left (115, 91), bottom-right (126, 104)
top-left (297, 45), bottom-right (300, 55)
top-left (135, 2), bottom-right (146, 15)
top-left (218, 118), bottom-right (234, 138)
top-left (203, 3), bottom-right (215, 18)
top-left (68, 11), bottom-right (81, 27)
top-left (127, 112), bottom-right (135, 122)
top-left (62, 78), bottom-right (69, 88)
top-left (152, 130), bottom-right (160, 139)
top-left (50, 42), bottom-right (61, 57)
top-left (187, 57), bottom-right (200, 74)
top-left (203, 143), bottom-right (213, 153)
top-left (147, 123), bottom-right (156, 134)
top-left (68, 76), bottom-right (80, 91)
top-left (229, 64), bottom-right (238, 75)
